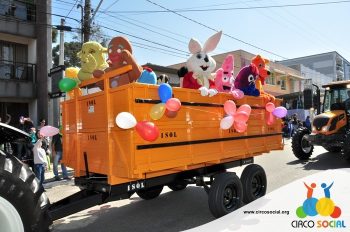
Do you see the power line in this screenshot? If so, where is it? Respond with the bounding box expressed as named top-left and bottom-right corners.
top-left (64, 0), bottom-right (79, 19)
top-left (146, 0), bottom-right (288, 59)
top-left (105, 0), bottom-right (350, 13)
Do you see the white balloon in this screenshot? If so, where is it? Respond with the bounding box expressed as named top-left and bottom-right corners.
top-left (115, 112), bottom-right (137, 129)
top-left (220, 116), bottom-right (234, 130)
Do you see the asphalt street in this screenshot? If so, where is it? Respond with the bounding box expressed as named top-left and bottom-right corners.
top-left (46, 139), bottom-right (350, 232)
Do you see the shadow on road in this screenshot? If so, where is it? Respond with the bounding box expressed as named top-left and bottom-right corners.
top-left (53, 186), bottom-right (215, 232)
top-left (286, 151), bottom-right (350, 170)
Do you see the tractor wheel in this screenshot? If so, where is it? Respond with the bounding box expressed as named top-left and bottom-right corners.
top-left (240, 164), bottom-right (267, 204)
top-left (292, 128), bottom-right (314, 160)
top-left (136, 185), bottom-right (164, 200)
top-left (323, 146), bottom-right (341, 153)
top-left (208, 172), bottom-right (243, 218)
top-left (168, 180), bottom-right (188, 191)
top-left (0, 151), bottom-right (51, 232)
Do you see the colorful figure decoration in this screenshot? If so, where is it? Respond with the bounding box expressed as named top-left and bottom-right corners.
top-left (157, 74), bottom-right (169, 84)
top-left (215, 54), bottom-right (244, 99)
top-left (234, 64), bottom-right (260, 97)
top-left (77, 41), bottom-right (109, 82)
top-left (104, 36), bottom-right (143, 87)
top-left (182, 31), bottom-right (222, 97)
top-left (137, 67), bottom-right (157, 84)
top-left (251, 55), bottom-right (275, 101)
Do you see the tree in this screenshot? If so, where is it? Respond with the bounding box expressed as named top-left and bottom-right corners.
top-left (52, 41), bottom-right (82, 67)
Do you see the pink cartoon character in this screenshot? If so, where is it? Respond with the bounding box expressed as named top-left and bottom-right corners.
top-left (215, 54), bottom-right (244, 99)
top-left (183, 31), bottom-right (222, 97)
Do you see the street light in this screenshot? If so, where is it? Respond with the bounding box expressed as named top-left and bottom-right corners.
top-left (77, 4), bottom-right (84, 45)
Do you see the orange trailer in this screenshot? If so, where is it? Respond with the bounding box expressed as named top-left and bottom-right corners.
top-left (53, 66), bottom-right (283, 219)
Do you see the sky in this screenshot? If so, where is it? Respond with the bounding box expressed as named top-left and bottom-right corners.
top-left (52, 0), bottom-right (350, 66)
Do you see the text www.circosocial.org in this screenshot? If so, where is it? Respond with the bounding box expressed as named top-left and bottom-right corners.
top-left (243, 210), bottom-right (290, 215)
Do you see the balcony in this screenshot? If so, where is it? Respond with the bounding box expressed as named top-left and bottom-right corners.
top-left (0, 60), bottom-right (36, 98)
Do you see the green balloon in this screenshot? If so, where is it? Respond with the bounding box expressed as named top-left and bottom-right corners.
top-left (59, 78), bottom-right (77, 92)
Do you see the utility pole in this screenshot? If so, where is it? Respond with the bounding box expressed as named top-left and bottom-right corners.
top-left (83, 0), bottom-right (91, 42)
top-left (59, 18), bottom-right (65, 65)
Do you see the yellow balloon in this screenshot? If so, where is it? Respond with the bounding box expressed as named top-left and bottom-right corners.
top-left (150, 103), bottom-right (166, 120)
top-left (65, 67), bottom-right (80, 78)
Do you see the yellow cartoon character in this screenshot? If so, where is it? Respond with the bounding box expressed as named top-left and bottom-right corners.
top-left (77, 41), bottom-right (109, 82)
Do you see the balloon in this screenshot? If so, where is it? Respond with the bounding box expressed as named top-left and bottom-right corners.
top-left (158, 83), bottom-right (172, 103)
top-left (265, 102), bottom-right (275, 113)
top-left (40, 125), bottom-right (60, 137)
top-left (220, 116), bottom-right (234, 130)
top-left (115, 112), bottom-right (137, 129)
top-left (135, 121), bottom-right (159, 142)
top-left (150, 103), bottom-right (166, 120)
top-left (235, 111), bottom-right (249, 123)
top-left (234, 122), bottom-right (247, 133)
top-left (59, 78), bottom-right (77, 92)
top-left (224, 100), bottom-right (236, 115)
top-left (237, 104), bottom-right (251, 115)
top-left (266, 112), bottom-right (275, 125)
top-left (273, 106), bottom-right (287, 118)
top-left (166, 98), bottom-right (181, 112)
top-left (165, 110), bottom-right (177, 118)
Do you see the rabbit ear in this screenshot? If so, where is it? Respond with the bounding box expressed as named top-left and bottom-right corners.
top-left (189, 38), bottom-right (202, 54)
top-left (203, 31), bottom-right (222, 53)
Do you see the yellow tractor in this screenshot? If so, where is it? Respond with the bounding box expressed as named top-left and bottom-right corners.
top-left (292, 80), bottom-right (350, 161)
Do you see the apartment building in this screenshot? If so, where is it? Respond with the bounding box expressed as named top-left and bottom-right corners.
top-left (0, 0), bottom-right (52, 127)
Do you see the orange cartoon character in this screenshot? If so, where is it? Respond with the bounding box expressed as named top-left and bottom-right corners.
top-left (251, 55), bottom-right (275, 101)
top-left (96, 36), bottom-right (143, 87)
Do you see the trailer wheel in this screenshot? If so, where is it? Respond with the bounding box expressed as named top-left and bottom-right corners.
top-left (292, 128), bottom-right (314, 160)
top-left (240, 164), bottom-right (267, 204)
top-left (0, 152), bottom-right (52, 232)
top-left (208, 172), bottom-right (243, 218)
top-left (168, 180), bottom-right (188, 191)
top-left (136, 185), bottom-right (164, 200)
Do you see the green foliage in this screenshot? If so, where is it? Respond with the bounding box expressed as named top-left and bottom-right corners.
top-left (52, 41), bottom-right (82, 67)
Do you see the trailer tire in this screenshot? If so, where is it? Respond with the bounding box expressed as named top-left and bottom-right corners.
top-left (240, 164), bottom-right (267, 204)
top-left (292, 128), bottom-right (314, 160)
top-left (208, 172), bottom-right (243, 218)
top-left (136, 185), bottom-right (164, 200)
top-left (0, 151), bottom-right (52, 232)
top-left (168, 180), bottom-right (187, 191)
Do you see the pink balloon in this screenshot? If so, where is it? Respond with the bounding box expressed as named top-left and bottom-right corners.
top-left (224, 100), bottom-right (236, 115)
top-left (232, 89), bottom-right (244, 99)
top-left (235, 111), bottom-right (249, 123)
top-left (165, 110), bottom-right (177, 118)
top-left (273, 106), bottom-right (287, 118)
top-left (265, 102), bottom-right (275, 113)
top-left (234, 122), bottom-right (247, 133)
top-left (266, 112), bottom-right (275, 125)
top-left (220, 116), bottom-right (234, 130)
top-left (166, 98), bottom-right (181, 112)
top-left (237, 104), bottom-right (251, 115)
top-left (135, 121), bottom-right (159, 142)
top-left (40, 125), bottom-right (60, 137)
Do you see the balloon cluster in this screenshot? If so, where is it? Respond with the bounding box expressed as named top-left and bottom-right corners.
top-left (115, 112), bottom-right (159, 142)
top-left (220, 100), bottom-right (251, 133)
top-left (265, 102), bottom-right (287, 125)
top-left (150, 83), bottom-right (182, 120)
top-left (59, 67), bottom-right (81, 97)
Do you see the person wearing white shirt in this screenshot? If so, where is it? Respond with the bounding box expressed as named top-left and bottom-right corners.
top-left (33, 139), bottom-right (47, 185)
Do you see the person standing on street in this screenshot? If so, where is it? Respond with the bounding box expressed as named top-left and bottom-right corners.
top-left (52, 130), bottom-right (70, 181)
top-left (33, 139), bottom-right (47, 185)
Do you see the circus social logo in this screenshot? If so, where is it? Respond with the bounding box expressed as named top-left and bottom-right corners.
top-left (291, 181), bottom-right (346, 229)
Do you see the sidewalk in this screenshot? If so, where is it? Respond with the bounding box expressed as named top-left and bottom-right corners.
top-left (43, 163), bottom-right (75, 189)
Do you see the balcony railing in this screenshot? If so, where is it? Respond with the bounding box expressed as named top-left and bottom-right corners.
top-left (0, 1), bottom-right (36, 22)
top-left (0, 60), bottom-right (36, 82)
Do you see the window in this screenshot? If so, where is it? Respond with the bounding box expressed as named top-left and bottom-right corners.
top-left (266, 73), bottom-right (276, 85)
top-left (280, 79), bottom-right (286, 90)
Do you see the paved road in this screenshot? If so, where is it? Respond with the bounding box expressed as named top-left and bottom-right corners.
top-left (46, 139), bottom-right (349, 232)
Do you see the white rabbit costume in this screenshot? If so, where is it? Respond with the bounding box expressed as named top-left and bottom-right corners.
top-left (182, 31), bottom-right (222, 97)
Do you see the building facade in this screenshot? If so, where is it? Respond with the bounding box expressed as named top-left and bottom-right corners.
top-left (278, 51), bottom-right (350, 82)
top-left (0, 0), bottom-right (51, 127)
